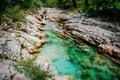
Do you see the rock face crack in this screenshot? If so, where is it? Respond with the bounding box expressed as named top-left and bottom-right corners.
top-left (0, 40), bottom-right (11, 60)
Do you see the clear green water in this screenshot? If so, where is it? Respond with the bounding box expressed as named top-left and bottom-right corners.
top-left (39, 22), bottom-right (120, 80)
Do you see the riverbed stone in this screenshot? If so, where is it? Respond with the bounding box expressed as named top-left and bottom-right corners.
top-left (53, 76), bottom-right (73, 80)
top-left (24, 24), bottom-right (44, 38)
top-left (26, 15), bottom-right (41, 24)
top-left (20, 32), bottom-right (43, 47)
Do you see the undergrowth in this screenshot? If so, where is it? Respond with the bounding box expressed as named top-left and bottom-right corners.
top-left (0, 5), bottom-right (26, 23)
top-left (14, 58), bottom-right (51, 80)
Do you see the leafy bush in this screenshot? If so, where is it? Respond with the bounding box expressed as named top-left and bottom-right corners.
top-left (0, 0), bottom-right (46, 23)
top-left (83, 0), bottom-right (120, 12)
top-left (34, 0), bottom-right (44, 8)
top-left (58, 0), bottom-right (73, 9)
top-left (14, 58), bottom-right (51, 80)
top-left (0, 0), bottom-right (120, 23)
top-left (46, 0), bottom-right (58, 7)
top-left (1, 5), bottom-right (25, 22)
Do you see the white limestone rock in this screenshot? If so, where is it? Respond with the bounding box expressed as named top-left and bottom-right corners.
top-left (25, 24), bottom-right (44, 38)
top-left (0, 31), bottom-right (21, 60)
top-left (0, 60), bottom-right (30, 80)
top-left (20, 32), bottom-right (43, 47)
top-left (18, 37), bottom-right (36, 53)
top-left (26, 15), bottom-right (41, 24)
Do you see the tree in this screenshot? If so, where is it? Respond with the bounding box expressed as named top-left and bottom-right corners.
top-left (83, 0), bottom-right (120, 12)
top-left (72, 0), bottom-right (77, 8)
top-left (58, 0), bottom-right (78, 9)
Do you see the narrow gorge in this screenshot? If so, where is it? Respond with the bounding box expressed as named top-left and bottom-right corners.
top-left (0, 8), bottom-right (120, 80)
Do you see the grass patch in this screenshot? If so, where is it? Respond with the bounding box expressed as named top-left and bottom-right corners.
top-left (14, 58), bottom-right (51, 80)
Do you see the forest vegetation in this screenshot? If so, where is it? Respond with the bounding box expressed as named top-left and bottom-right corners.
top-left (0, 0), bottom-right (120, 23)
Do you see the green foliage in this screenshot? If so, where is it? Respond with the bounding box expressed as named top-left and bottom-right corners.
top-left (58, 0), bottom-right (70, 8)
top-left (57, 0), bottom-right (77, 9)
top-left (0, 0), bottom-right (35, 11)
top-left (34, 0), bottom-right (44, 8)
top-left (83, 0), bottom-right (120, 12)
top-left (12, 0), bottom-right (35, 8)
top-left (1, 5), bottom-right (25, 23)
top-left (0, 0), bottom-right (12, 11)
top-left (46, 0), bottom-right (58, 7)
top-left (82, 0), bottom-right (120, 21)
top-left (0, 0), bottom-right (46, 23)
top-left (0, 0), bottom-right (120, 23)
top-left (14, 58), bottom-right (51, 80)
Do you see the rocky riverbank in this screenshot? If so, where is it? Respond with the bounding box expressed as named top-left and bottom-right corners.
top-left (41, 8), bottom-right (120, 64)
top-left (0, 8), bottom-right (120, 80)
top-left (0, 11), bottom-right (45, 79)
top-left (0, 8), bottom-right (73, 80)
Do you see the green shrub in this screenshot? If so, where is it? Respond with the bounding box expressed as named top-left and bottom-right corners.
top-left (46, 0), bottom-right (58, 7)
top-left (2, 5), bottom-right (26, 22)
top-left (14, 58), bottom-right (51, 80)
top-left (83, 0), bottom-right (120, 12)
top-left (34, 0), bottom-right (44, 8)
top-left (57, 0), bottom-right (73, 9)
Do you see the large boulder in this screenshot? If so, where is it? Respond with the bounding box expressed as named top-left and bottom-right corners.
top-left (0, 60), bottom-right (30, 80)
top-left (0, 31), bottom-right (21, 60)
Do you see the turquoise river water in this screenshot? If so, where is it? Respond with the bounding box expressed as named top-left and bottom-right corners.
top-left (39, 22), bottom-right (120, 80)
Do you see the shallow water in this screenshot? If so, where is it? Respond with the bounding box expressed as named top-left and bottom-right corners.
top-left (39, 22), bottom-right (120, 80)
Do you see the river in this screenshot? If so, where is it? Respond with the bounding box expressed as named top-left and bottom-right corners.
top-left (39, 22), bottom-right (120, 80)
